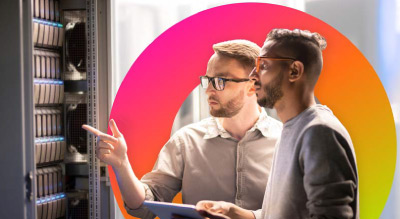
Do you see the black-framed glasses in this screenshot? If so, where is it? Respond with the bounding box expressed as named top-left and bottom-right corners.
top-left (200, 76), bottom-right (250, 91)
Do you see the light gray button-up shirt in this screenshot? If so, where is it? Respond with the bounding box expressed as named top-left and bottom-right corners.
top-left (125, 108), bottom-right (282, 218)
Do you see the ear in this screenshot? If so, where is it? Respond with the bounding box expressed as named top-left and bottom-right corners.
top-left (247, 80), bottom-right (256, 96)
top-left (288, 61), bottom-right (304, 82)
top-left (246, 67), bottom-right (257, 96)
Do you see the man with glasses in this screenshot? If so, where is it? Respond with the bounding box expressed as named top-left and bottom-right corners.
top-left (193, 29), bottom-right (359, 219)
top-left (82, 40), bottom-right (282, 219)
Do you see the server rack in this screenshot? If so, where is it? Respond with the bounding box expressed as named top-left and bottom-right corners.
top-left (0, 0), bottom-right (113, 218)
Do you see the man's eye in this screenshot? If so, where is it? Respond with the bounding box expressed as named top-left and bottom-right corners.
top-left (260, 63), bottom-right (268, 70)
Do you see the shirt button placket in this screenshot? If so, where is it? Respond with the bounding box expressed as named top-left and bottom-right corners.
top-left (236, 141), bottom-right (244, 205)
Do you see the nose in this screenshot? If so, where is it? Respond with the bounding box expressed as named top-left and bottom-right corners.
top-left (205, 80), bottom-right (216, 95)
top-left (249, 67), bottom-right (259, 82)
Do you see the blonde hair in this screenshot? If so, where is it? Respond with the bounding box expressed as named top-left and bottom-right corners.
top-left (212, 40), bottom-right (260, 71)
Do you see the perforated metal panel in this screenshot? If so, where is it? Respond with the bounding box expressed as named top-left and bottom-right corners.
top-left (86, 0), bottom-right (101, 218)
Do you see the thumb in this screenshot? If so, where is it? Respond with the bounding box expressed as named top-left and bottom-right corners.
top-left (209, 204), bottom-right (220, 212)
top-left (109, 119), bottom-right (122, 137)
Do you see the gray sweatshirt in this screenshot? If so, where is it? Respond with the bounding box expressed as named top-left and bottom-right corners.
top-left (254, 104), bottom-right (358, 219)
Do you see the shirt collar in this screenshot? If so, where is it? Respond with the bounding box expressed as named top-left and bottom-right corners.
top-left (203, 116), bottom-right (231, 139)
top-left (203, 108), bottom-right (279, 139)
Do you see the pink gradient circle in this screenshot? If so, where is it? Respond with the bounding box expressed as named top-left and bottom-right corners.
top-left (109, 3), bottom-right (396, 219)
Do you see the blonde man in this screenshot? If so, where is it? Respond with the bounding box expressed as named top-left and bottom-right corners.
top-left (83, 40), bottom-right (282, 219)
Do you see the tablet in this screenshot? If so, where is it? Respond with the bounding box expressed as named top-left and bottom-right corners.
top-left (143, 201), bottom-right (204, 219)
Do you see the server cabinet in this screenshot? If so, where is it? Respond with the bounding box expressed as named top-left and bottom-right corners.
top-left (0, 0), bottom-right (113, 218)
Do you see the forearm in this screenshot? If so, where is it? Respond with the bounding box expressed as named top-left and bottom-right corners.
top-left (227, 203), bottom-right (255, 219)
top-left (301, 126), bottom-right (358, 218)
top-left (112, 156), bottom-right (146, 209)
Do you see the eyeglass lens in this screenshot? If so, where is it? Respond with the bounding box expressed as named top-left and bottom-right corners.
top-left (200, 76), bottom-right (225, 91)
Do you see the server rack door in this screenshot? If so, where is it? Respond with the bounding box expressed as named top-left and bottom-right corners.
top-left (0, 0), bottom-right (36, 218)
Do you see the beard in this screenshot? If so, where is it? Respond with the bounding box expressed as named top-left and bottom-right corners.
top-left (257, 72), bottom-right (283, 109)
top-left (209, 90), bottom-right (244, 118)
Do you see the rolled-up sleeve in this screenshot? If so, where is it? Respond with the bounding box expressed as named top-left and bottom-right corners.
top-left (299, 125), bottom-right (358, 219)
top-left (124, 183), bottom-right (157, 218)
top-left (124, 131), bottom-right (185, 218)
top-left (252, 209), bottom-right (262, 219)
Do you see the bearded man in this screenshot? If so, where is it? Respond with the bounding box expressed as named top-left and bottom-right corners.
top-left (83, 40), bottom-right (282, 219)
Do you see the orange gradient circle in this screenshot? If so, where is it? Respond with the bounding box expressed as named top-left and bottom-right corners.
top-left (109, 3), bottom-right (397, 219)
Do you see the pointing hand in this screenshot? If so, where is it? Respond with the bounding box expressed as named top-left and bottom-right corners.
top-left (82, 119), bottom-right (129, 169)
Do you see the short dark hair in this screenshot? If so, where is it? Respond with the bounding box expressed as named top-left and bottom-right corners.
top-left (266, 29), bottom-right (326, 50)
top-left (213, 40), bottom-right (260, 72)
top-left (265, 29), bottom-right (327, 83)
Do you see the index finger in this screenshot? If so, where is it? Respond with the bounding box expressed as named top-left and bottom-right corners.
top-left (82, 124), bottom-right (103, 136)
